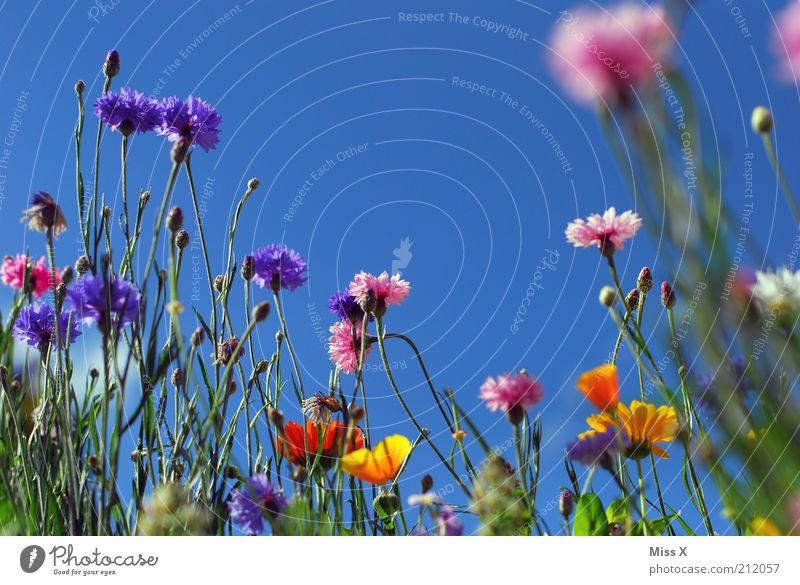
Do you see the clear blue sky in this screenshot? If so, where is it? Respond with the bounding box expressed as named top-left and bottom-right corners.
top-left (0, 0), bottom-right (797, 534)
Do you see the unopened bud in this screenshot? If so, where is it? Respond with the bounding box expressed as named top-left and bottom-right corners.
top-left (268, 407), bottom-right (284, 428)
top-left (55, 283), bottom-right (67, 304)
top-left (241, 255), bottom-right (254, 281)
top-left (751, 106), bottom-right (773, 134)
top-left (373, 491), bottom-right (401, 516)
top-left (166, 206), bottom-right (183, 232)
top-left (599, 285), bottom-right (616, 307)
top-left (506, 404), bottom-right (525, 426)
top-left (170, 368), bottom-right (184, 388)
top-left (291, 466), bottom-right (308, 483)
top-left (625, 288), bottom-right (640, 312)
top-left (421, 474), bottom-right (434, 493)
top-left (225, 465), bottom-right (239, 480)
top-left (75, 255), bottom-right (90, 275)
top-left (140, 191), bottom-right (151, 205)
top-left (247, 178), bottom-right (260, 191)
top-left (214, 275), bottom-right (224, 292)
top-left (103, 49), bottom-right (120, 78)
top-left (348, 404), bottom-right (365, 424)
top-left (191, 327), bottom-right (205, 346)
top-left (661, 281), bottom-right (676, 309)
top-left (102, 205), bottom-right (111, 219)
top-left (255, 359), bottom-right (268, 374)
top-left (175, 230), bottom-right (189, 249)
top-left (60, 265), bottom-right (75, 286)
top-left (75, 80), bottom-right (85, 95)
top-left (559, 489), bottom-right (574, 517)
top-left (252, 301), bottom-right (270, 322)
top-left (637, 267), bottom-right (653, 293)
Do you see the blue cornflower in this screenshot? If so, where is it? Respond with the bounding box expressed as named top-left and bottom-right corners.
top-left (251, 244), bottom-right (308, 292)
top-left (94, 88), bottom-right (161, 135)
top-left (66, 275), bottom-right (140, 328)
top-left (567, 428), bottom-right (629, 468)
top-left (227, 474), bottom-right (288, 535)
top-left (328, 290), bottom-right (372, 323)
top-left (158, 95), bottom-right (222, 152)
top-left (14, 304), bottom-right (81, 351)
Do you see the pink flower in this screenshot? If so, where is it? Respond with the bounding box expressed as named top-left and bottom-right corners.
top-left (774, 3), bottom-right (800, 82)
top-left (565, 207), bottom-right (642, 255)
top-left (549, 4), bottom-right (673, 105)
top-left (1, 254), bottom-right (59, 299)
top-left (480, 372), bottom-right (544, 414)
top-left (348, 271), bottom-right (410, 316)
top-left (328, 319), bottom-right (371, 374)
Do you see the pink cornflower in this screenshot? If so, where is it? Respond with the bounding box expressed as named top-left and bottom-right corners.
top-left (774, 3), bottom-right (800, 82)
top-left (480, 372), bottom-right (544, 422)
top-left (1, 255), bottom-right (58, 299)
top-left (565, 207), bottom-right (642, 256)
top-left (348, 271), bottom-right (410, 317)
top-left (549, 4), bottom-right (673, 106)
top-left (328, 319), bottom-right (371, 374)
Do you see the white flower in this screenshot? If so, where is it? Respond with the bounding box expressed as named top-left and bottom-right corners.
top-left (751, 268), bottom-right (800, 315)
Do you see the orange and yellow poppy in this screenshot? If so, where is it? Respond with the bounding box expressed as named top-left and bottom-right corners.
top-left (576, 364), bottom-right (619, 412)
top-left (340, 435), bottom-right (411, 485)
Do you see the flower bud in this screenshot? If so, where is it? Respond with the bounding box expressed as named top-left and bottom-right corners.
top-left (275, 330), bottom-right (284, 344)
top-left (175, 230), bottom-right (189, 249)
top-left (55, 282), bottom-right (67, 305)
top-left (373, 491), bottom-right (401, 516)
top-left (255, 359), bottom-right (268, 374)
top-left (751, 106), bottom-right (773, 134)
top-left (75, 80), bottom-right (85, 95)
top-left (452, 429), bottom-right (468, 442)
top-left (625, 288), bottom-right (640, 312)
top-left (60, 265), bottom-right (75, 286)
top-left (103, 49), bottom-right (120, 78)
top-left (637, 267), bottom-right (653, 293)
top-left (252, 301), bottom-right (270, 322)
top-left (506, 404), bottom-right (524, 426)
top-left (559, 489), bottom-right (574, 518)
top-left (599, 285), bottom-right (616, 307)
top-left (75, 255), bottom-right (90, 275)
top-left (247, 177), bottom-right (260, 191)
top-left (227, 380), bottom-right (237, 396)
top-left (421, 474), bottom-right (434, 494)
top-left (661, 281), bottom-right (676, 309)
top-left (140, 191), bottom-right (151, 205)
top-left (191, 327), bottom-right (205, 346)
top-left (102, 205), bottom-right (111, 219)
top-left (225, 465), bottom-right (239, 480)
top-left (214, 274), bottom-right (224, 292)
top-left (348, 403), bottom-right (365, 424)
top-left (241, 255), bottom-right (254, 281)
top-left (170, 368), bottom-right (184, 388)
top-left (267, 407), bottom-right (284, 429)
top-left (166, 206), bottom-right (183, 232)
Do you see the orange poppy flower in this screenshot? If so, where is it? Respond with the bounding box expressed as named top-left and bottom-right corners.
top-left (277, 420), bottom-right (364, 467)
top-left (576, 364), bottom-right (620, 411)
top-left (340, 435), bottom-right (412, 485)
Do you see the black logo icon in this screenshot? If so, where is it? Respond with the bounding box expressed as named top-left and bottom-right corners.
top-left (20, 545), bottom-right (46, 573)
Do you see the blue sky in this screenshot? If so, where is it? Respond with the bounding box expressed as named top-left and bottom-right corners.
top-left (1, 0), bottom-right (798, 534)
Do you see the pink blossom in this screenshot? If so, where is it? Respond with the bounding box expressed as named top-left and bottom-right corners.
top-left (1, 254), bottom-right (59, 299)
top-left (549, 4), bottom-right (673, 105)
top-left (565, 207), bottom-right (642, 254)
top-left (328, 319), bottom-right (371, 374)
top-left (774, 3), bottom-right (800, 82)
top-left (348, 271), bottom-right (410, 312)
top-left (480, 372), bottom-right (544, 414)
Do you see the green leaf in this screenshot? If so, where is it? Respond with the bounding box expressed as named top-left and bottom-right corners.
top-left (606, 498), bottom-right (627, 524)
top-left (573, 493), bottom-right (609, 536)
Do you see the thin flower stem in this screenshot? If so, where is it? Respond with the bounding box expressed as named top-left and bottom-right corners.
top-left (374, 315), bottom-right (471, 498)
top-left (271, 291), bottom-right (305, 400)
top-left (513, 422), bottom-right (532, 516)
top-left (141, 160), bottom-right (180, 298)
top-left (184, 156), bottom-right (219, 357)
top-left (636, 458), bottom-right (649, 536)
top-left (760, 132), bottom-right (800, 226)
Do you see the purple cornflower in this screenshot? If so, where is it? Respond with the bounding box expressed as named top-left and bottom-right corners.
top-left (251, 244), bottom-right (308, 292)
top-left (227, 474), bottom-right (288, 535)
top-left (14, 304), bottom-right (81, 351)
top-left (328, 290), bottom-right (371, 323)
top-left (567, 428), bottom-right (629, 468)
top-left (66, 275), bottom-right (140, 328)
top-left (436, 505), bottom-right (463, 536)
top-left (158, 96), bottom-right (222, 152)
top-left (94, 88), bottom-right (161, 135)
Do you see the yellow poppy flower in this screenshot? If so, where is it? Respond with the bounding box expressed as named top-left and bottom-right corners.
top-left (576, 364), bottom-right (620, 411)
top-left (579, 400), bottom-right (679, 459)
top-left (340, 435), bottom-right (411, 484)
